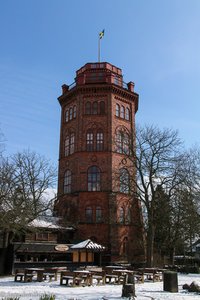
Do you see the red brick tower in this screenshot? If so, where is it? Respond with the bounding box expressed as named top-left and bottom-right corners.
top-left (55, 62), bottom-right (144, 264)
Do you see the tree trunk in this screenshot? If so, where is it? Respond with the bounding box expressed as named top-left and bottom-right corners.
top-left (169, 247), bottom-right (175, 265)
top-left (0, 248), bottom-right (7, 275)
top-left (2, 230), bottom-right (10, 248)
top-left (146, 222), bottom-right (155, 267)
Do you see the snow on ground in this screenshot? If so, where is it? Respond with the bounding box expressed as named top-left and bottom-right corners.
top-left (0, 273), bottom-right (199, 300)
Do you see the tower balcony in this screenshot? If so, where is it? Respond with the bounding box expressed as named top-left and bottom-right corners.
top-left (61, 62), bottom-right (135, 95)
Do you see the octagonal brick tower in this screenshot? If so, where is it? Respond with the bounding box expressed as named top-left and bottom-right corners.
top-left (55, 62), bottom-right (145, 264)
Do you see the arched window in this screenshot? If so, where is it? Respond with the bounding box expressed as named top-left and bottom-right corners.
top-left (100, 101), bottom-right (105, 114)
top-left (64, 170), bottom-right (71, 194)
top-left (96, 206), bottom-right (102, 223)
top-left (123, 132), bottom-right (130, 155)
top-left (69, 107), bottom-right (73, 120)
top-left (86, 130), bottom-right (94, 151)
top-left (116, 131), bottom-right (130, 154)
top-left (65, 133), bottom-right (75, 156)
top-left (92, 101), bottom-right (98, 114)
top-left (65, 135), bottom-right (70, 156)
top-left (120, 106), bottom-right (125, 118)
top-left (65, 110), bottom-right (69, 122)
top-left (96, 130), bottom-right (104, 151)
top-left (88, 166), bottom-right (101, 191)
top-left (70, 132), bottom-right (75, 154)
top-left (125, 107), bottom-right (130, 121)
top-left (116, 131), bottom-right (123, 153)
top-left (120, 168), bottom-right (130, 194)
top-left (116, 104), bottom-right (120, 117)
top-left (85, 207), bottom-right (93, 223)
top-left (85, 102), bottom-right (91, 114)
top-left (119, 207), bottom-right (125, 223)
top-left (73, 105), bottom-right (77, 119)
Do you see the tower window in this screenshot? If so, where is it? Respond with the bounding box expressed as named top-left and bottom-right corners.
top-left (116, 131), bottom-right (130, 154)
top-left (65, 133), bottom-right (75, 156)
top-left (65, 110), bottom-right (69, 122)
top-left (88, 166), bottom-right (101, 191)
top-left (96, 130), bottom-right (104, 151)
top-left (85, 207), bottom-right (93, 223)
top-left (116, 132), bottom-right (123, 153)
top-left (96, 206), bottom-right (103, 223)
top-left (65, 135), bottom-right (70, 156)
top-left (119, 207), bottom-right (125, 223)
top-left (116, 104), bottom-right (120, 117)
top-left (64, 170), bottom-right (71, 194)
top-left (120, 168), bottom-right (130, 194)
top-left (100, 101), bottom-right (105, 114)
top-left (92, 101), bottom-right (98, 114)
top-left (73, 105), bottom-right (77, 118)
top-left (65, 106), bottom-right (77, 122)
top-left (85, 102), bottom-right (91, 114)
top-left (120, 106), bottom-right (125, 118)
top-left (123, 132), bottom-right (130, 155)
top-left (70, 133), bottom-right (75, 154)
top-left (125, 107), bottom-right (130, 121)
top-left (69, 107), bottom-right (73, 120)
top-left (86, 131), bottom-right (94, 151)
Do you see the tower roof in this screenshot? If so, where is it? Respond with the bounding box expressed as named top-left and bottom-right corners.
top-left (60, 62), bottom-right (137, 104)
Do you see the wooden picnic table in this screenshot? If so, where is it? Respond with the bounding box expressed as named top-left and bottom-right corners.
top-left (43, 267), bottom-right (59, 281)
top-left (60, 270), bottom-right (92, 287)
top-left (24, 268), bottom-right (45, 282)
top-left (73, 270), bottom-right (92, 286)
top-left (103, 266), bottom-right (123, 284)
top-left (88, 269), bottom-right (106, 285)
top-left (22, 267), bottom-right (59, 282)
top-left (136, 268), bottom-right (164, 282)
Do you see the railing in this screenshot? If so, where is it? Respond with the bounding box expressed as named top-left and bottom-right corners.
top-left (68, 82), bottom-right (76, 90)
top-left (68, 77), bottom-right (129, 91)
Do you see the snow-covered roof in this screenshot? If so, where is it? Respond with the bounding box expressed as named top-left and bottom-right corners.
top-left (71, 239), bottom-right (105, 251)
top-left (28, 216), bottom-right (74, 231)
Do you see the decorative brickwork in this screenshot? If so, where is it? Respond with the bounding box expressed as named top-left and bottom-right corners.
top-left (55, 62), bottom-right (145, 264)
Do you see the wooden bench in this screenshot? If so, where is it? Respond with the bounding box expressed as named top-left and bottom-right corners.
top-left (90, 270), bottom-right (106, 285)
top-left (24, 273), bottom-right (35, 282)
top-left (14, 269), bottom-right (25, 282)
top-left (105, 273), bottom-right (118, 284)
top-left (135, 268), bottom-right (163, 283)
top-left (60, 271), bottom-right (74, 286)
top-left (43, 272), bottom-right (56, 281)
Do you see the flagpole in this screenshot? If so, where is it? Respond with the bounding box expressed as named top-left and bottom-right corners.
top-left (98, 30), bottom-right (104, 63)
top-left (98, 35), bottom-right (100, 62)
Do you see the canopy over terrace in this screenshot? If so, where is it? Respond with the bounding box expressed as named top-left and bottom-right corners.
top-left (70, 239), bottom-right (106, 266)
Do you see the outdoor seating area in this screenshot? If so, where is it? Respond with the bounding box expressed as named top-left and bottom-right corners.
top-left (15, 267), bottom-right (67, 283)
top-left (14, 265), bottom-right (165, 287)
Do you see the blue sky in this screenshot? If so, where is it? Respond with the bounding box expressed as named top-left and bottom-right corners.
top-left (0, 0), bottom-right (200, 166)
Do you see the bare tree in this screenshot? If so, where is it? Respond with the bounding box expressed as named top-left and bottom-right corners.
top-left (117, 124), bottom-right (199, 267)
top-left (0, 150), bottom-right (57, 248)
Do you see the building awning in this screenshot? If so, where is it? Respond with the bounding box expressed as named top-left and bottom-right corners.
top-left (70, 239), bottom-right (105, 252)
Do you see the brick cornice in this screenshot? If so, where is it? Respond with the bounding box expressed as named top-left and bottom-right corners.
top-left (58, 84), bottom-right (139, 111)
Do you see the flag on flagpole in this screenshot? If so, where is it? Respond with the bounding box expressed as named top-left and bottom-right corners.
top-left (99, 29), bottom-right (105, 39)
